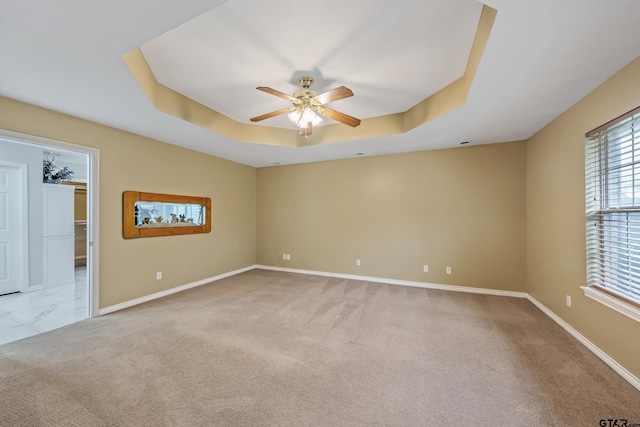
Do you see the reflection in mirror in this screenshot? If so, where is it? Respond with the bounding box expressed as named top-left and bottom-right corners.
top-left (123, 191), bottom-right (211, 238)
top-left (134, 201), bottom-right (205, 228)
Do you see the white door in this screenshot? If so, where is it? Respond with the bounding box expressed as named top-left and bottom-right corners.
top-left (0, 163), bottom-right (27, 295)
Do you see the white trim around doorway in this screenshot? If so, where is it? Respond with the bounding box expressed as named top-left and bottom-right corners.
top-left (0, 129), bottom-right (100, 317)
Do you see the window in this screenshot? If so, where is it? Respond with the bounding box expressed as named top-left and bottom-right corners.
top-left (585, 106), bottom-right (640, 321)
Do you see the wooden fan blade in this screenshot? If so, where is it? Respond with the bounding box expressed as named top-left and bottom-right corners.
top-left (313, 86), bottom-right (354, 104)
top-left (321, 107), bottom-right (361, 127)
top-left (256, 87), bottom-right (297, 102)
top-left (250, 108), bottom-right (290, 122)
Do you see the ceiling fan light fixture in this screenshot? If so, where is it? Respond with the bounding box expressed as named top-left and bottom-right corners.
top-left (288, 106), bottom-right (321, 129)
top-left (304, 108), bottom-right (322, 125)
top-left (288, 110), bottom-right (308, 128)
top-left (287, 108), bottom-right (301, 125)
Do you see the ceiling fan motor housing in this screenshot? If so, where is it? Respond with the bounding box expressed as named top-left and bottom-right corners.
top-left (294, 76), bottom-right (318, 101)
top-left (298, 76), bottom-right (314, 88)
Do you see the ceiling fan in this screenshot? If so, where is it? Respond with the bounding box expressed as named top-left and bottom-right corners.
top-left (250, 76), bottom-right (361, 137)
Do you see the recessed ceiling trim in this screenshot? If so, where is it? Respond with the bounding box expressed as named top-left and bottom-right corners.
top-left (123, 5), bottom-right (496, 149)
top-left (122, 48), bottom-right (298, 148)
top-left (404, 5), bottom-right (497, 130)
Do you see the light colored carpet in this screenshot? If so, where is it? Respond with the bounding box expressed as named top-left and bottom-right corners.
top-left (1, 269), bottom-right (639, 426)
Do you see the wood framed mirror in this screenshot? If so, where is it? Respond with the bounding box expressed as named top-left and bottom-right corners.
top-left (123, 191), bottom-right (211, 239)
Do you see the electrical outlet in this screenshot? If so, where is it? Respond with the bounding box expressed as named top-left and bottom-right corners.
top-left (423, 265), bottom-right (429, 272)
top-left (156, 271), bottom-right (162, 280)
top-left (566, 295), bottom-right (572, 307)
top-left (446, 267), bottom-right (451, 275)
top-left (286, 254), bottom-right (291, 260)
top-left (283, 253), bottom-right (287, 260)
top-left (356, 259), bottom-right (361, 266)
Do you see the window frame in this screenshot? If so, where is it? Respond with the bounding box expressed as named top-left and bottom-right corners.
top-left (584, 106), bottom-right (640, 323)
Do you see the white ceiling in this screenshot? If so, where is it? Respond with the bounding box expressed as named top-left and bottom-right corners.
top-left (1, 0), bottom-right (639, 168)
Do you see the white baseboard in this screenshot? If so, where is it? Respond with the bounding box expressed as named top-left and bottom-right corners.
top-left (98, 265), bottom-right (256, 315)
top-left (526, 295), bottom-right (640, 392)
top-left (255, 265), bottom-right (528, 298)
top-left (98, 265), bottom-right (525, 316)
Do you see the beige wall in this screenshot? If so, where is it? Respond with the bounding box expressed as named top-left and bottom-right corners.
top-left (527, 57), bottom-right (640, 378)
top-left (257, 142), bottom-right (527, 292)
top-left (0, 96), bottom-right (256, 308)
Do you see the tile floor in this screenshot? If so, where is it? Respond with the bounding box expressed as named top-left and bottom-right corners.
top-left (0, 267), bottom-right (88, 346)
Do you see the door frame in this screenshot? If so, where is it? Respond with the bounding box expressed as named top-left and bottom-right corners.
top-left (0, 130), bottom-right (100, 317)
top-left (0, 160), bottom-right (29, 293)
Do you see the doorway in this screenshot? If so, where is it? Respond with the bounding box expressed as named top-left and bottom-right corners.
top-left (0, 131), bottom-right (98, 345)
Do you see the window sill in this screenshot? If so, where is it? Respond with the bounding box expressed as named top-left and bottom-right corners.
top-left (581, 286), bottom-right (640, 323)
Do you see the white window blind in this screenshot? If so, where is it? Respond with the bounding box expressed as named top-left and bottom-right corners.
top-left (586, 106), bottom-right (640, 307)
